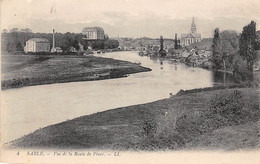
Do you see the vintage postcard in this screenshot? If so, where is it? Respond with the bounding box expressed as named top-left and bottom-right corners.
top-left (1, 0), bottom-right (260, 163)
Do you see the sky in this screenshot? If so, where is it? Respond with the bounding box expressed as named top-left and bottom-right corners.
top-left (1, 0), bottom-right (260, 38)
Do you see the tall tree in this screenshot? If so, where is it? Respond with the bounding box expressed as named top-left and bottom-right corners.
top-left (239, 21), bottom-right (257, 79)
top-left (174, 33), bottom-right (178, 49)
top-left (220, 30), bottom-right (239, 70)
top-left (159, 35), bottom-right (164, 51)
top-left (212, 28), bottom-right (222, 69)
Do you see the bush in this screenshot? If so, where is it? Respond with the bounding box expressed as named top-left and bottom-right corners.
top-left (136, 119), bottom-right (184, 150)
top-left (233, 55), bottom-right (253, 82)
top-left (210, 90), bottom-right (246, 124)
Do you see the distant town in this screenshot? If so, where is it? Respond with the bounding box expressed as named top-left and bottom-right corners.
top-left (2, 17), bottom-right (260, 73)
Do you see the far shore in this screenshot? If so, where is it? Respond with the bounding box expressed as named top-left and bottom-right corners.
top-left (1, 53), bottom-right (151, 90)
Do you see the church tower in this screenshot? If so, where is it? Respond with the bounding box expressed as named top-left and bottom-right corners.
top-left (190, 16), bottom-right (196, 33)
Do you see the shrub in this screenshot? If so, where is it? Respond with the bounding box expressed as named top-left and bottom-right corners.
top-left (136, 119), bottom-right (184, 150)
top-left (210, 90), bottom-right (245, 124)
top-left (139, 121), bottom-right (157, 140)
top-left (233, 55), bottom-right (253, 82)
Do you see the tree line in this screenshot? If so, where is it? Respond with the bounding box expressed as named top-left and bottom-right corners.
top-left (1, 28), bottom-right (119, 53)
top-left (212, 21), bottom-right (260, 82)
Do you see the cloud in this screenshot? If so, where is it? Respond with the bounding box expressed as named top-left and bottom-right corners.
top-left (1, 0), bottom-right (260, 38)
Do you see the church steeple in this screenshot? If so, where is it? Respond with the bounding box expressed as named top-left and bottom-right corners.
top-left (190, 16), bottom-right (196, 33)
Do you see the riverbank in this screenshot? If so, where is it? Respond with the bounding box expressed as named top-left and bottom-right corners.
top-left (1, 54), bottom-right (151, 90)
top-left (6, 86), bottom-right (259, 150)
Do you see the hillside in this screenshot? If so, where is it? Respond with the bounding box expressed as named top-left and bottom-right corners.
top-left (6, 87), bottom-right (259, 150)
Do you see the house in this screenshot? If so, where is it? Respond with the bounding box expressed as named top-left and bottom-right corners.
top-left (198, 50), bottom-right (212, 59)
top-left (136, 46), bottom-right (147, 51)
top-left (54, 47), bottom-right (63, 53)
top-left (181, 17), bottom-right (201, 47)
top-left (51, 46), bottom-right (63, 53)
top-left (172, 49), bottom-right (183, 58)
top-left (69, 46), bottom-right (77, 52)
top-left (24, 38), bottom-right (50, 53)
top-left (152, 45), bottom-right (159, 52)
top-left (82, 27), bottom-right (105, 40)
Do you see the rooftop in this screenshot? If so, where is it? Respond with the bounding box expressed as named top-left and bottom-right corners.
top-left (82, 27), bottom-right (104, 32)
top-left (181, 33), bottom-right (201, 38)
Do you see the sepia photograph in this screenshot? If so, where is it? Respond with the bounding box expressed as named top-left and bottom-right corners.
top-left (1, 0), bottom-right (260, 163)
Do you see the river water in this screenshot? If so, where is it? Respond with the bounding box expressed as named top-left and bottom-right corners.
top-left (1, 51), bottom-right (234, 144)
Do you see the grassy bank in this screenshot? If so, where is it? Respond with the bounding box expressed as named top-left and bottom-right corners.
top-left (1, 54), bottom-right (151, 90)
top-left (7, 87), bottom-right (259, 150)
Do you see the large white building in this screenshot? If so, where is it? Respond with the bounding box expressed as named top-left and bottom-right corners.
top-left (82, 27), bottom-right (105, 40)
top-left (24, 38), bottom-right (50, 53)
top-left (181, 17), bottom-right (201, 47)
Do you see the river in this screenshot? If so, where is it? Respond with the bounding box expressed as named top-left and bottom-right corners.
top-left (1, 51), bottom-right (234, 144)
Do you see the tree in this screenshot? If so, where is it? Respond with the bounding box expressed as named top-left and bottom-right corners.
top-left (239, 21), bottom-right (257, 80)
top-left (212, 28), bottom-right (222, 69)
top-left (174, 33), bottom-right (178, 49)
top-left (2, 29), bottom-right (8, 33)
top-left (159, 36), bottom-right (166, 57)
top-left (10, 28), bottom-right (19, 33)
top-left (233, 55), bottom-right (252, 82)
top-left (104, 34), bottom-right (109, 40)
top-left (220, 30), bottom-right (239, 70)
top-left (212, 29), bottom-right (239, 70)
top-left (255, 31), bottom-right (260, 50)
top-left (20, 28), bottom-right (32, 33)
top-left (159, 35), bottom-right (164, 51)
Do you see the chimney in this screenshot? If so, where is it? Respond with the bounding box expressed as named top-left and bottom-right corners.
top-left (52, 29), bottom-right (55, 49)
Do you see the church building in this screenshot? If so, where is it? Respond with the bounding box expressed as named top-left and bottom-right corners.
top-left (181, 17), bottom-right (201, 47)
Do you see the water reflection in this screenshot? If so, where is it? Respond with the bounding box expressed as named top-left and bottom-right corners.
top-left (211, 71), bottom-right (234, 85)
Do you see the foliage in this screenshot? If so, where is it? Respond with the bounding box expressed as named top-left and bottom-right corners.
top-left (212, 28), bottom-right (239, 70)
top-left (211, 22), bottom-right (258, 83)
top-left (159, 35), bottom-right (164, 51)
top-left (238, 21), bottom-right (257, 80)
top-left (220, 30), bottom-right (239, 69)
top-left (233, 55), bottom-right (253, 82)
top-left (104, 40), bottom-right (119, 49)
top-left (212, 28), bottom-right (222, 69)
top-left (137, 119), bottom-right (183, 150)
top-left (174, 34), bottom-right (178, 49)
top-left (255, 30), bottom-right (260, 50)
top-left (210, 90), bottom-right (245, 124)
top-left (1, 29), bottom-right (119, 53)
top-left (140, 121), bottom-right (157, 139)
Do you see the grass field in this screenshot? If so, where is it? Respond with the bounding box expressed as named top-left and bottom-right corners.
top-left (1, 54), bottom-right (151, 89)
top-left (7, 87), bottom-right (259, 150)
